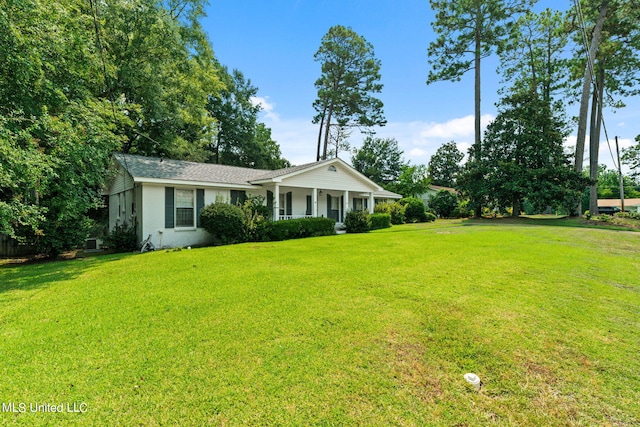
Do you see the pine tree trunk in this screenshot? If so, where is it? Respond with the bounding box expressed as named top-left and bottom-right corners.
top-left (322, 105), bottom-right (334, 160)
top-left (575, 1), bottom-right (609, 174)
top-left (316, 107), bottom-right (326, 161)
top-left (473, 12), bottom-right (482, 218)
top-left (589, 65), bottom-right (605, 215)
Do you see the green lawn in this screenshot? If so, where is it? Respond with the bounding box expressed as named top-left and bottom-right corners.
top-left (1, 220), bottom-right (639, 426)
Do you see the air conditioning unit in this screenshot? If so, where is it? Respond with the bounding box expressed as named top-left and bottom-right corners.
top-left (85, 238), bottom-right (103, 251)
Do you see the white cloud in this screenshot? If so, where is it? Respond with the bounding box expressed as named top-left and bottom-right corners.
top-left (564, 134), bottom-right (632, 173)
top-left (250, 96), bottom-right (280, 122)
top-left (256, 100), bottom-right (493, 167)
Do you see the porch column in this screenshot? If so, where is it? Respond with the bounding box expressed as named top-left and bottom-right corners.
top-left (343, 190), bottom-right (349, 214)
top-left (313, 187), bottom-right (318, 217)
top-left (273, 184), bottom-right (280, 221)
top-left (368, 192), bottom-right (375, 213)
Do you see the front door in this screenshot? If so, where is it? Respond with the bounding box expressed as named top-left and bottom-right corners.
top-left (327, 195), bottom-right (340, 222)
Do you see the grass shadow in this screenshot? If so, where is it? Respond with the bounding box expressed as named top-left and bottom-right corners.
top-left (0, 252), bottom-right (133, 295)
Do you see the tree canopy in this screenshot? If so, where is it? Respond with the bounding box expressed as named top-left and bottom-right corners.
top-left (313, 25), bottom-right (386, 161)
top-left (458, 91), bottom-right (589, 215)
top-left (351, 137), bottom-right (404, 186)
top-left (0, 0), bottom-right (285, 255)
top-left (427, 141), bottom-right (464, 188)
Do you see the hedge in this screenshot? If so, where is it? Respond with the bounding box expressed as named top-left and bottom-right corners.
top-left (370, 213), bottom-right (391, 230)
top-left (258, 217), bottom-right (336, 241)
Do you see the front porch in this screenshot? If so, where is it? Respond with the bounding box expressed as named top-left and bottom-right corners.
top-left (266, 185), bottom-right (376, 223)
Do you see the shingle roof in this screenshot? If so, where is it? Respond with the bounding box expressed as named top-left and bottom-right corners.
top-left (114, 153), bottom-right (273, 186)
top-left (113, 154), bottom-right (401, 199)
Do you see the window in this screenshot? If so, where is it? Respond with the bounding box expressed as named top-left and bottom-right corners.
top-left (328, 165), bottom-right (337, 172)
top-left (230, 190), bottom-right (247, 206)
top-left (175, 189), bottom-right (194, 227)
top-left (353, 198), bottom-right (368, 212)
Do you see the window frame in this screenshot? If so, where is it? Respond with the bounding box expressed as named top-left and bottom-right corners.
top-left (175, 188), bottom-right (196, 228)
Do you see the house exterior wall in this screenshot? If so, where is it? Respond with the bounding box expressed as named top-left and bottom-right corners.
top-left (139, 184), bottom-right (269, 249)
top-left (281, 163), bottom-right (374, 192)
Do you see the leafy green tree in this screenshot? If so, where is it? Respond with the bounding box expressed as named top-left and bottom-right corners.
top-left (386, 165), bottom-right (430, 198)
top-left (207, 66), bottom-right (260, 165)
top-left (622, 135), bottom-right (640, 180)
top-left (427, 0), bottom-right (533, 161)
top-left (429, 190), bottom-right (459, 218)
top-left (253, 124), bottom-right (291, 170)
top-left (0, 0), bottom-right (220, 256)
top-left (427, 141), bottom-right (464, 187)
top-left (582, 164), bottom-right (640, 201)
top-left (499, 9), bottom-right (569, 104)
top-left (351, 137), bottom-right (404, 186)
top-left (463, 91), bottom-right (588, 215)
top-left (313, 25), bottom-right (386, 161)
top-left (207, 66), bottom-right (289, 169)
top-left (101, 0), bottom-right (222, 160)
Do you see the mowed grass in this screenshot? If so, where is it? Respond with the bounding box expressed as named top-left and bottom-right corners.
top-left (1, 220), bottom-right (639, 426)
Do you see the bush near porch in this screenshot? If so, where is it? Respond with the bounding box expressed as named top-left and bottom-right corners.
top-left (258, 217), bottom-right (336, 241)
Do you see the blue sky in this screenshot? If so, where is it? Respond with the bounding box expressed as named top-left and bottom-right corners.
top-left (201, 1), bottom-right (639, 170)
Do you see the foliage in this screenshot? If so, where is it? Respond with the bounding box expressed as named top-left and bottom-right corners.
top-left (451, 200), bottom-right (473, 219)
top-left (259, 218), bottom-right (336, 241)
top-left (200, 202), bottom-right (247, 245)
top-left (428, 0), bottom-right (533, 157)
top-left (313, 25), bottom-right (386, 160)
top-left (429, 190), bottom-right (459, 218)
top-left (0, 0), bottom-right (225, 256)
top-left (427, 141), bottom-right (464, 187)
top-left (344, 210), bottom-right (371, 233)
top-left (499, 9), bottom-right (569, 103)
top-left (399, 197), bottom-right (428, 223)
top-left (622, 135), bottom-right (640, 180)
top-left (615, 211), bottom-right (640, 220)
top-left (207, 66), bottom-right (289, 168)
top-left (459, 91), bottom-right (589, 216)
top-left (580, 164), bottom-right (640, 210)
top-left (103, 222), bottom-right (138, 252)
top-left (424, 212), bottom-right (437, 222)
top-left (351, 137), bottom-right (404, 186)
top-left (369, 213), bottom-right (391, 230)
top-left (385, 165), bottom-right (430, 198)
top-left (241, 195), bottom-right (271, 241)
top-left (374, 201), bottom-right (406, 225)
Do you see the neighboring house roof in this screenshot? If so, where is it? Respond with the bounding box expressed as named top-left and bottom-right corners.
top-left (598, 198), bottom-right (640, 207)
top-left (429, 185), bottom-right (457, 193)
top-left (373, 189), bottom-right (403, 199)
top-left (113, 154), bottom-right (402, 198)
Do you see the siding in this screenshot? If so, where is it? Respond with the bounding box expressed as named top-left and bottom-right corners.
top-left (281, 163), bottom-right (375, 192)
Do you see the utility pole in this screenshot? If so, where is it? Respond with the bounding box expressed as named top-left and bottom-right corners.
top-left (615, 136), bottom-right (625, 212)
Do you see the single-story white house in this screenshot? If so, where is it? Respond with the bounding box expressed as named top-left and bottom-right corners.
top-left (108, 153), bottom-right (401, 248)
top-left (597, 198), bottom-right (640, 213)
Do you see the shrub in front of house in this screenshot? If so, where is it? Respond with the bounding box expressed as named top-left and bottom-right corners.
top-left (425, 212), bottom-right (437, 222)
top-left (451, 200), bottom-right (472, 218)
top-left (200, 202), bottom-right (246, 245)
top-left (370, 213), bottom-right (391, 230)
top-left (241, 196), bottom-right (271, 241)
top-left (344, 210), bottom-right (371, 233)
top-left (399, 197), bottom-right (428, 223)
top-left (429, 190), bottom-right (458, 218)
top-left (374, 201), bottom-right (405, 224)
top-left (259, 217), bottom-right (336, 241)
top-left (103, 222), bottom-right (138, 252)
